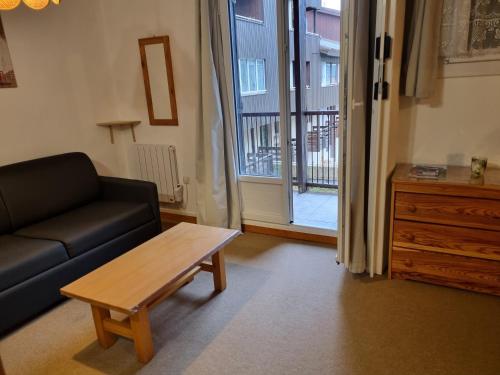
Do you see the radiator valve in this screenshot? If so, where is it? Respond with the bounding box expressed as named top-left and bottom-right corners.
top-left (174, 184), bottom-right (184, 203)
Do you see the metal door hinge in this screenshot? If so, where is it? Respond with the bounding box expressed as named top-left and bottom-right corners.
top-left (374, 33), bottom-right (391, 101)
top-left (373, 81), bottom-right (389, 100)
top-left (375, 33), bottom-right (392, 61)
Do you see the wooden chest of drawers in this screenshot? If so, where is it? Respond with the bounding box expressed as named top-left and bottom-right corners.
top-left (389, 164), bottom-right (500, 296)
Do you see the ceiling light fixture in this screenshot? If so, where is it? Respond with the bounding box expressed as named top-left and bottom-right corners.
top-left (0, 0), bottom-right (60, 10)
top-left (0, 0), bottom-right (21, 10)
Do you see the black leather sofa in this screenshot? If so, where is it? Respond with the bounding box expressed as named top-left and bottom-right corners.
top-left (0, 153), bottom-right (161, 335)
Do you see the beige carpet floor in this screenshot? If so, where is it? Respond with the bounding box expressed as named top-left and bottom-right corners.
top-left (1, 233), bottom-right (499, 375)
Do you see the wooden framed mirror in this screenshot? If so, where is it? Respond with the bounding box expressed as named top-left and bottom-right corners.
top-left (139, 36), bottom-right (178, 126)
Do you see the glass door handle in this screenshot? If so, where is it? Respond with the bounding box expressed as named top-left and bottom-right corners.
top-left (352, 101), bottom-right (364, 109)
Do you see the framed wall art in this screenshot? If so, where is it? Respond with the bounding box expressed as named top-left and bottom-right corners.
top-left (0, 16), bottom-right (17, 88)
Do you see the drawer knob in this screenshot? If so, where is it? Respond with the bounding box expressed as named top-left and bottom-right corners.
top-left (407, 205), bottom-right (417, 213)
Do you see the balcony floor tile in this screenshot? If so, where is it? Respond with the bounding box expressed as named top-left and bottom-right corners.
top-left (292, 190), bottom-right (337, 231)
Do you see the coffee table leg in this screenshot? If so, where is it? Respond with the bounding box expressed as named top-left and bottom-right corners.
top-left (91, 305), bottom-right (117, 348)
top-left (212, 249), bottom-right (227, 292)
top-left (0, 353), bottom-right (5, 375)
top-left (130, 308), bottom-right (154, 363)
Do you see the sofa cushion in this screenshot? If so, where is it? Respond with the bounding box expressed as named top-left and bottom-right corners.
top-left (0, 153), bottom-right (100, 230)
top-left (15, 201), bottom-right (154, 258)
top-left (0, 235), bottom-right (69, 292)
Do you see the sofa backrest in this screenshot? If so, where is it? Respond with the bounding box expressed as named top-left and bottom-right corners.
top-left (0, 153), bottom-right (100, 230)
top-left (0, 196), bottom-right (11, 235)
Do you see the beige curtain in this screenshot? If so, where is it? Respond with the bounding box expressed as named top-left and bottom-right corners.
top-left (196, 0), bottom-right (242, 229)
top-left (401, 0), bottom-right (444, 98)
top-left (440, 0), bottom-right (471, 58)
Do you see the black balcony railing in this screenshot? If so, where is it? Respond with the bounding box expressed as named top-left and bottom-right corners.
top-left (239, 110), bottom-right (339, 188)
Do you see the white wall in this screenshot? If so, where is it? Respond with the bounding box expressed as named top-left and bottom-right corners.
top-left (0, 2), bottom-right (125, 176)
top-left (99, 0), bottom-right (200, 215)
top-left (384, 0), bottom-right (500, 170)
top-left (398, 74), bottom-right (500, 168)
top-left (0, 0), bottom-right (201, 214)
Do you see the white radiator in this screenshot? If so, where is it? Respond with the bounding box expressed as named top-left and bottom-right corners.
top-left (130, 144), bottom-right (183, 203)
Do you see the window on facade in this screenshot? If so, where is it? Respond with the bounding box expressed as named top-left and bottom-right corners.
top-left (259, 124), bottom-right (270, 147)
top-left (321, 62), bottom-right (338, 86)
top-left (290, 61), bottom-right (311, 88)
top-left (239, 58), bottom-right (266, 95)
top-left (235, 0), bottom-right (264, 22)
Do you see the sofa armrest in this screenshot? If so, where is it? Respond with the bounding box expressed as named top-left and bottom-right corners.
top-left (99, 176), bottom-right (161, 225)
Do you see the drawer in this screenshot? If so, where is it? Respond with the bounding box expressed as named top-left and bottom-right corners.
top-left (391, 247), bottom-right (500, 296)
top-left (395, 192), bottom-right (500, 231)
top-left (393, 220), bottom-right (500, 261)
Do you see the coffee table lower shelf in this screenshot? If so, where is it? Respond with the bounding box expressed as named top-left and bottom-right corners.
top-left (82, 250), bottom-right (226, 363)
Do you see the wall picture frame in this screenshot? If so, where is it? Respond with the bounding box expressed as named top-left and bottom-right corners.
top-left (0, 16), bottom-right (17, 89)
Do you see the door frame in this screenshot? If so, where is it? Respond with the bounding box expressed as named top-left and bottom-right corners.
top-left (225, 0), bottom-right (292, 226)
top-left (277, 0), bottom-right (294, 225)
top-left (337, 0), bottom-right (352, 264)
top-left (224, 0), bottom-right (340, 235)
top-left (367, 0), bottom-right (405, 275)
top-left (367, 0), bottom-right (389, 276)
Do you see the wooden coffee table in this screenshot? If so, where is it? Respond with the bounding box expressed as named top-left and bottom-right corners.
top-left (61, 222), bottom-right (240, 363)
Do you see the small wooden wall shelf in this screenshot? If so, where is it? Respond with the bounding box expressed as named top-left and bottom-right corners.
top-left (97, 121), bottom-right (141, 144)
